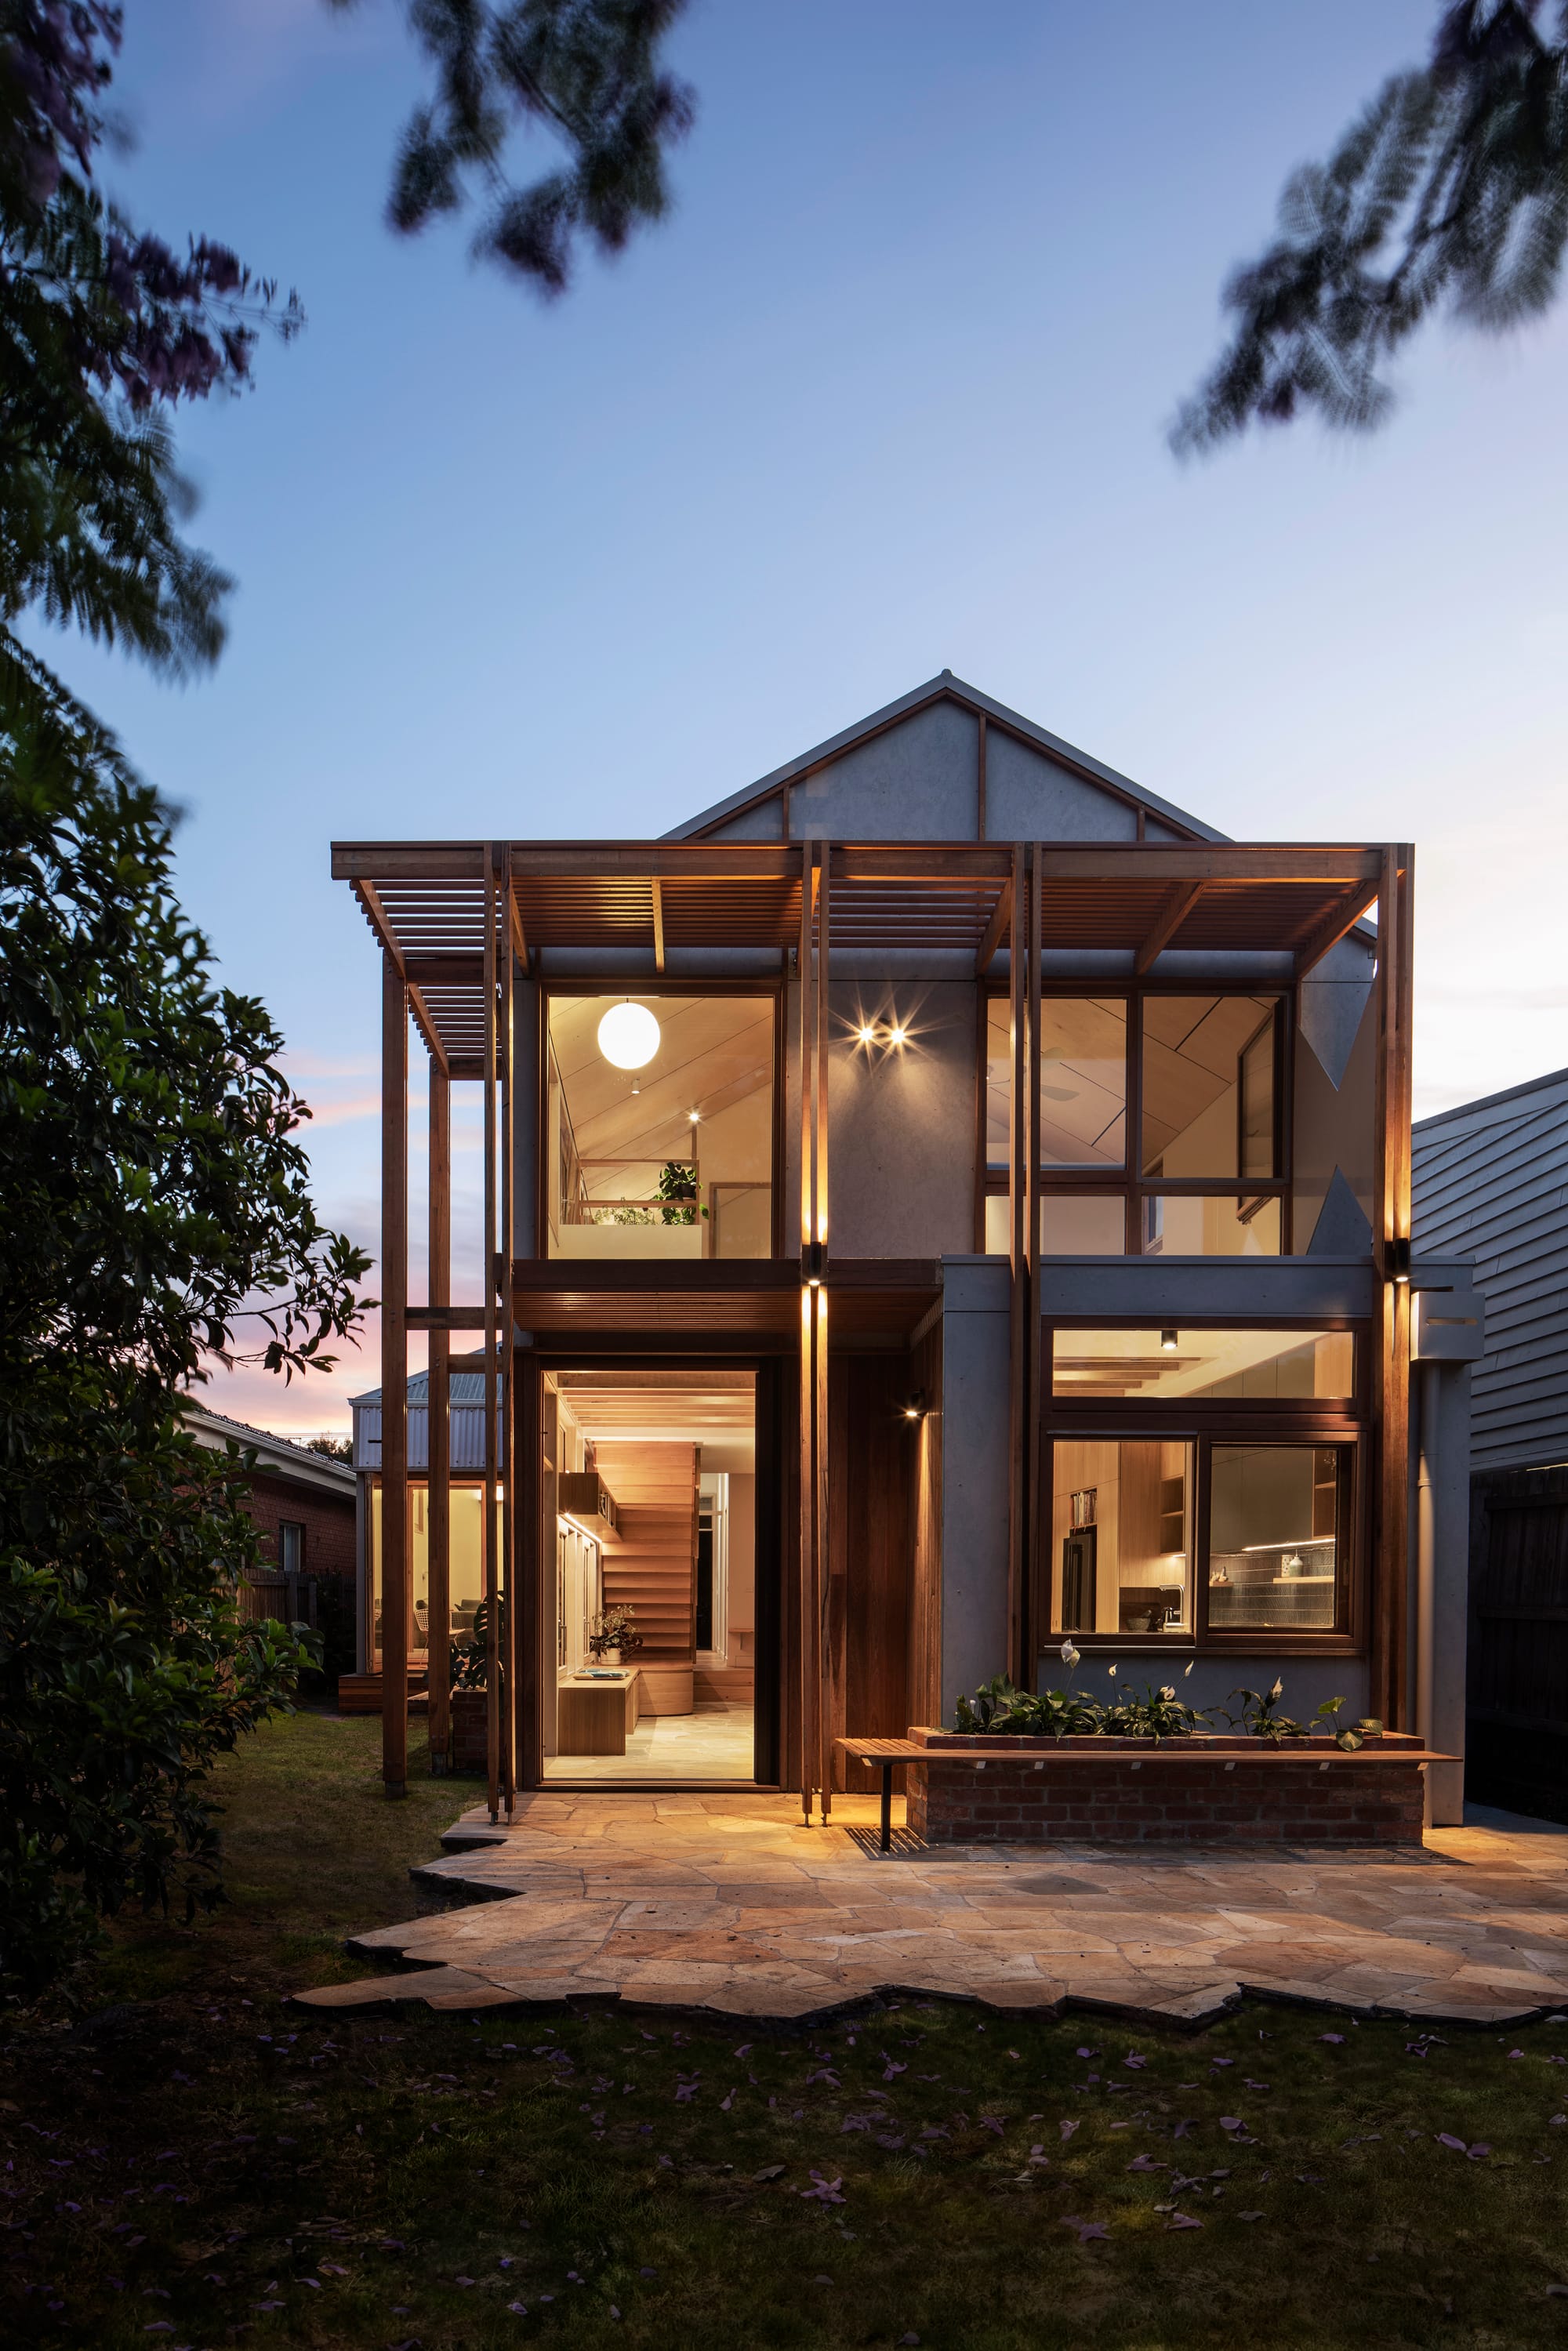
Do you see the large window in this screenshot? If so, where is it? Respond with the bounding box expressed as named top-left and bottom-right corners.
top-left (1045, 1436), bottom-right (1354, 1642)
top-left (1045, 1317), bottom-right (1361, 1649)
top-left (985, 991), bottom-right (1285, 1256)
top-left (545, 993), bottom-right (775, 1259)
top-left (1050, 1438), bottom-right (1195, 1636)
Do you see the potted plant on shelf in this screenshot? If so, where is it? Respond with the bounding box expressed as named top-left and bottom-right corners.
top-left (588, 1605), bottom-right (644, 1667)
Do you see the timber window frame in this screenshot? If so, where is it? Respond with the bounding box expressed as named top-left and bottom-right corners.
top-left (534, 980), bottom-right (786, 1261)
top-left (981, 984), bottom-right (1293, 1256)
top-left (1040, 1316), bottom-right (1369, 1658)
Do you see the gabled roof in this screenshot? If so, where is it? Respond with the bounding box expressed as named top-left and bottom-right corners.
top-left (1414, 1064), bottom-right (1568, 1136)
top-left (350, 1353), bottom-right (495, 1412)
top-left (183, 1402), bottom-right (356, 1496)
top-left (661, 672), bottom-right (1225, 845)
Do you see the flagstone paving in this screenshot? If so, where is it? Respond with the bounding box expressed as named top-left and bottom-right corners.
top-left (295, 1790), bottom-right (1568, 2028)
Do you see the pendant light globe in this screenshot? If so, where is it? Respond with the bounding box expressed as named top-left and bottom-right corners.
top-left (597, 1000), bottom-right (661, 1071)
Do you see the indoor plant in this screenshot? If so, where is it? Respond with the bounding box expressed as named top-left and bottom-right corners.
top-left (589, 1605), bottom-right (644, 1666)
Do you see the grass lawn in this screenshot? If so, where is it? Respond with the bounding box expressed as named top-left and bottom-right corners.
top-left (5, 1713), bottom-right (1568, 2349)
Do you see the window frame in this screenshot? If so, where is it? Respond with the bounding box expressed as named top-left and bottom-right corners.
top-left (1040, 1314), bottom-right (1368, 1657)
top-left (982, 982), bottom-right (1294, 1256)
top-left (535, 979), bottom-right (786, 1261)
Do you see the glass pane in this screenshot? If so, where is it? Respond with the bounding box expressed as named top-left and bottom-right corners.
top-left (1207, 1444), bottom-right (1345, 1630)
top-left (1141, 1195), bottom-right (1281, 1257)
top-left (1049, 1438), bottom-right (1195, 1635)
top-left (986, 1000), bottom-right (1010, 1167)
top-left (1051, 1327), bottom-right (1354, 1400)
top-left (1142, 997), bottom-right (1278, 1180)
top-left (1240, 1018), bottom-right (1275, 1181)
top-left (986, 997), bottom-right (1127, 1169)
top-left (1042, 1193), bottom-right (1127, 1253)
top-left (546, 996), bottom-right (774, 1258)
top-left (1040, 999), bottom-right (1127, 1166)
top-left (983, 1193), bottom-right (1128, 1254)
top-left (371, 1483), bottom-right (498, 1663)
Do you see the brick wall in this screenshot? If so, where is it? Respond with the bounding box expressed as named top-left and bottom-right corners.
top-left (906, 1732), bottom-right (1427, 1846)
top-left (244, 1470), bottom-right (356, 1584)
top-left (451, 1690), bottom-right (488, 1773)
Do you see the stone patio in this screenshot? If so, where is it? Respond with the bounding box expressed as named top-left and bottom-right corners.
top-left (294, 1790), bottom-right (1568, 2028)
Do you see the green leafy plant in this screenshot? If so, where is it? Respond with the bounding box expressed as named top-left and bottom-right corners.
top-left (1100, 1682), bottom-right (1211, 1741)
top-left (952, 1671), bottom-right (1106, 1740)
top-left (588, 1603), bottom-right (643, 1660)
top-left (1222, 1682), bottom-right (1365, 1749)
top-left (452, 1597), bottom-right (506, 1690)
top-left (655, 1159), bottom-right (702, 1225)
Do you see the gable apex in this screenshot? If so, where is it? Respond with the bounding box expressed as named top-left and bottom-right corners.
top-left (662, 673), bottom-right (1225, 846)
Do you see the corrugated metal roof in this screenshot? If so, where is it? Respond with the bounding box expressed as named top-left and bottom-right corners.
top-left (1414, 1067), bottom-right (1568, 1473)
top-left (350, 1369), bottom-right (495, 1410)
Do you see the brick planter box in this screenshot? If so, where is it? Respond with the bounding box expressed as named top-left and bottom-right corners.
top-left (905, 1727), bottom-right (1430, 1845)
top-left (450, 1689), bottom-right (488, 1774)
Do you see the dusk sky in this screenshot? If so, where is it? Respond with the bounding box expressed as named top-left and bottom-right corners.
top-left (53, 0), bottom-right (1567, 1432)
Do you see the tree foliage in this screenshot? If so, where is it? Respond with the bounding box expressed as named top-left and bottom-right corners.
top-left (0, 5), bottom-right (365, 1999)
top-left (330, 0), bottom-right (695, 295)
top-left (0, 5), bottom-right (300, 705)
top-left (1174, 1), bottom-right (1568, 448)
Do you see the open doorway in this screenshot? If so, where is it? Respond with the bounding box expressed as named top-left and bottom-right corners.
top-left (542, 1368), bottom-right (757, 1783)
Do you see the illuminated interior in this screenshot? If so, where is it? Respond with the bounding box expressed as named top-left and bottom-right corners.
top-left (545, 994), bottom-right (773, 1259)
top-left (1051, 1326), bottom-right (1354, 1401)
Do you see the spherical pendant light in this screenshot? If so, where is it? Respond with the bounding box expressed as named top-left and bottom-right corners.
top-left (597, 1000), bottom-right (661, 1070)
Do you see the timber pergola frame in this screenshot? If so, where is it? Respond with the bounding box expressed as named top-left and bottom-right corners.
top-left (336, 836), bottom-right (1412, 1812)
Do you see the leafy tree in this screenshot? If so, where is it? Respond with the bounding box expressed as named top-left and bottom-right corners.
top-left (0, 4), bottom-right (301, 733)
top-left (0, 5), bottom-right (365, 1998)
top-left (329, 0), bottom-right (695, 295)
top-left (1175, 1), bottom-right (1568, 448)
top-left (304, 1433), bottom-right (354, 1462)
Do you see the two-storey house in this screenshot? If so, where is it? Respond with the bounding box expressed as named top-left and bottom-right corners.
top-left (337, 674), bottom-right (1479, 1824)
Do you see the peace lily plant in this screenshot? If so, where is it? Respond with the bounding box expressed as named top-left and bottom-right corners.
top-left (952, 1653), bottom-right (1374, 1748)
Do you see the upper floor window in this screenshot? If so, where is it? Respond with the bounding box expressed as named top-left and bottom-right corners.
top-left (984, 990), bottom-right (1287, 1256)
top-left (1141, 996), bottom-right (1278, 1181)
top-left (545, 993), bottom-right (775, 1260)
top-left (987, 997), bottom-right (1127, 1169)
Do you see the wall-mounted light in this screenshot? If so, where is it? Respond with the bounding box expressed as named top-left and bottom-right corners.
top-left (902, 1389), bottom-right (927, 1421)
top-left (1388, 1236), bottom-right (1412, 1285)
top-left (803, 1239), bottom-right (826, 1288)
top-left (688, 1109), bottom-right (701, 1125)
top-left (1160, 1327), bottom-right (1179, 1353)
top-left (849, 1010), bottom-right (914, 1051)
top-left (597, 999), bottom-right (660, 1070)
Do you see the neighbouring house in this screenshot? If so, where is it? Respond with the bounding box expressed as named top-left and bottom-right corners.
top-left (1414, 1065), bottom-right (1568, 1822)
top-left (185, 1404), bottom-right (358, 1653)
top-left (336, 670), bottom-right (1479, 1819)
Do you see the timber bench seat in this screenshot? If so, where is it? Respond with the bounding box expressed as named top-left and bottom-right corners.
top-left (833, 1737), bottom-right (1025, 1851)
top-left (835, 1736), bottom-right (1457, 1852)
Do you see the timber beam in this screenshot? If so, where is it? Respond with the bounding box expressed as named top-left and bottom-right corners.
top-left (1134, 880), bottom-right (1204, 974)
top-left (1294, 880), bottom-right (1380, 978)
